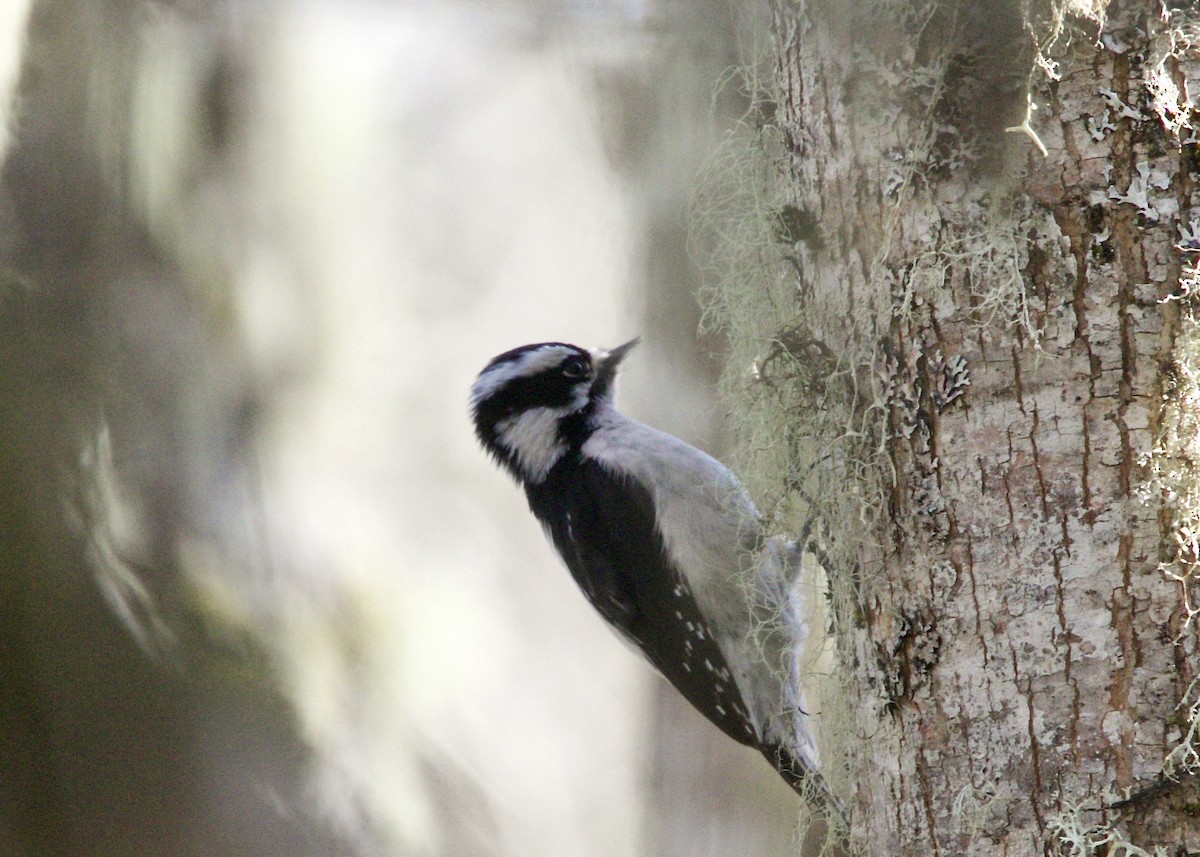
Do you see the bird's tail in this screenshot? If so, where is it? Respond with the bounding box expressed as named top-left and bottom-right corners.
top-left (755, 537), bottom-right (849, 826)
top-left (763, 741), bottom-right (846, 820)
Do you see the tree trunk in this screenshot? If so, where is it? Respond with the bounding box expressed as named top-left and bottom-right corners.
top-left (708, 0), bottom-right (1200, 852)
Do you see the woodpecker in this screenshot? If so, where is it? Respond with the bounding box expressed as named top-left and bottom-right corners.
top-left (470, 338), bottom-right (826, 802)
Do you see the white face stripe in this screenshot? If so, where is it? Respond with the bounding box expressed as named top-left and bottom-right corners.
top-left (469, 344), bottom-right (582, 410)
top-left (496, 405), bottom-right (571, 482)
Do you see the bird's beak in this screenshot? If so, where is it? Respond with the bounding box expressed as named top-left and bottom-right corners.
top-left (591, 337), bottom-right (640, 396)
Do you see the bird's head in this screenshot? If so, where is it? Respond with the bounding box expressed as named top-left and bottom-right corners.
top-left (470, 338), bottom-right (639, 483)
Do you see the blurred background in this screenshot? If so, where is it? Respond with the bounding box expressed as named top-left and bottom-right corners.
top-left (0, 1), bottom-right (800, 855)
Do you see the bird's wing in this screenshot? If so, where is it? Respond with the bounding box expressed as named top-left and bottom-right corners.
top-left (526, 458), bottom-right (760, 747)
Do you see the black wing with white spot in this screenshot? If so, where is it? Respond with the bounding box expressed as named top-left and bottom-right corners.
top-left (525, 457), bottom-right (758, 747)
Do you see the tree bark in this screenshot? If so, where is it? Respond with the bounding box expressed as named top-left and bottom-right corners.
top-left (722, 0), bottom-right (1200, 852)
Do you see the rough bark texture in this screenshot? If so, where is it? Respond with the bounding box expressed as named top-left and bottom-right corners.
top-left (755, 0), bottom-right (1200, 852)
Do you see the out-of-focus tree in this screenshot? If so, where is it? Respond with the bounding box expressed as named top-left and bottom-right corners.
top-left (0, 2), bottom-right (345, 855)
top-left (0, 1), bottom-right (807, 856)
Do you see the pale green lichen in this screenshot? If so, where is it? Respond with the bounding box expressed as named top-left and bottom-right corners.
top-left (1047, 803), bottom-right (1168, 857)
top-left (1163, 677), bottom-right (1200, 779)
top-left (691, 57), bottom-right (888, 840)
top-left (1145, 2), bottom-right (1199, 141)
top-left (1142, 278), bottom-right (1200, 641)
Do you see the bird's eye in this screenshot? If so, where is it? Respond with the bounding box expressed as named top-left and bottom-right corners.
top-left (562, 357), bottom-right (590, 379)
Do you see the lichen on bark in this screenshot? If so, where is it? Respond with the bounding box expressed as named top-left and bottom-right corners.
top-left (700, 0), bottom-right (1200, 852)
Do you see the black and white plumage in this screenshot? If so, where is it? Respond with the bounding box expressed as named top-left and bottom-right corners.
top-left (470, 339), bottom-right (827, 800)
